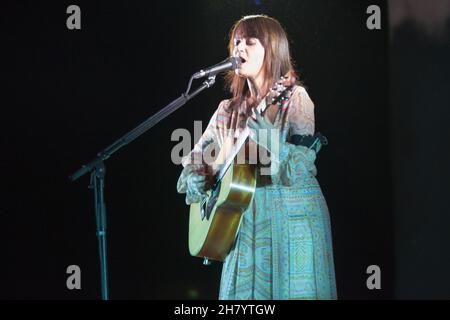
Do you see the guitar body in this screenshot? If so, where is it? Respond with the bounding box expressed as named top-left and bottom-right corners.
top-left (187, 76), bottom-right (295, 262)
top-left (189, 160), bottom-right (256, 262)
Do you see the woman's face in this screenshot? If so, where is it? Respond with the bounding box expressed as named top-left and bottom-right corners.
top-left (233, 36), bottom-right (266, 81)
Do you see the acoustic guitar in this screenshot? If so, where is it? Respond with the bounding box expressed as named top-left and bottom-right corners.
top-left (188, 77), bottom-right (294, 264)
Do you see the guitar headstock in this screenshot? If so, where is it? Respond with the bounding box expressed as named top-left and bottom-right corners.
top-left (267, 74), bottom-right (296, 107)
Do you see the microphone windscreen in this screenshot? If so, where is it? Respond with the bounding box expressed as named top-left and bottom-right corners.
top-left (230, 56), bottom-right (242, 69)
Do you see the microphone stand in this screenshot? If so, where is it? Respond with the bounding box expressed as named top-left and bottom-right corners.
top-left (69, 75), bottom-right (217, 300)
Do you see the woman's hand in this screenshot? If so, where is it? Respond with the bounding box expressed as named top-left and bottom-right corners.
top-left (186, 165), bottom-right (215, 201)
top-left (247, 108), bottom-right (281, 155)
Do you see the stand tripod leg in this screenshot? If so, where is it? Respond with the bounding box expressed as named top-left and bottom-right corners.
top-left (90, 162), bottom-right (109, 300)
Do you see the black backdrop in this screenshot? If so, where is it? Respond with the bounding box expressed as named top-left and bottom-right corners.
top-left (390, 4), bottom-right (450, 298)
top-left (2, 0), bottom-right (447, 300)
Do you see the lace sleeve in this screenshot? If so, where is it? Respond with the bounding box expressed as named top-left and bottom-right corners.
top-left (269, 87), bottom-right (318, 186)
top-left (176, 101), bottom-right (226, 204)
top-left (288, 86), bottom-right (315, 136)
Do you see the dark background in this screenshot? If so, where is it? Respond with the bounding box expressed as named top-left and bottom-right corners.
top-left (1, 0), bottom-right (448, 299)
top-left (389, 1), bottom-right (450, 299)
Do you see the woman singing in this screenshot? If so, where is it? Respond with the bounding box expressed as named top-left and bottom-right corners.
top-left (177, 14), bottom-right (337, 300)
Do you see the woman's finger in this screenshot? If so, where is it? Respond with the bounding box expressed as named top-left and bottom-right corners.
top-left (191, 175), bottom-right (205, 182)
top-left (254, 108), bottom-right (264, 124)
top-left (190, 184), bottom-right (205, 194)
top-left (247, 117), bottom-right (258, 129)
top-left (194, 180), bottom-right (206, 187)
top-left (263, 113), bottom-right (274, 127)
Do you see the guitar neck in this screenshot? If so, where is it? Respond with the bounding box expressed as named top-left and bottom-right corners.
top-left (215, 127), bottom-right (250, 185)
top-left (213, 96), bottom-right (271, 187)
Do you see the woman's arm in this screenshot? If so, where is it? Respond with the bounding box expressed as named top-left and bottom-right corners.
top-left (269, 86), bottom-right (319, 186)
top-left (176, 101), bottom-right (225, 204)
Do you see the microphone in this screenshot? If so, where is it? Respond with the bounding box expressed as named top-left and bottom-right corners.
top-left (193, 57), bottom-right (241, 79)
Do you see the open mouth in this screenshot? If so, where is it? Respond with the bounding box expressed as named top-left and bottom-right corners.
top-left (240, 57), bottom-right (247, 64)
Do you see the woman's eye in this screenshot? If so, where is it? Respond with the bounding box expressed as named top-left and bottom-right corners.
top-left (234, 38), bottom-right (256, 48)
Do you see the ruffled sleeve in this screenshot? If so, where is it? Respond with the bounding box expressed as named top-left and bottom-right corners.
top-left (176, 100), bottom-right (227, 204)
top-left (269, 86), bottom-right (319, 186)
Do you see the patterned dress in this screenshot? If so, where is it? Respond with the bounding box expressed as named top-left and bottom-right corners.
top-left (177, 85), bottom-right (337, 300)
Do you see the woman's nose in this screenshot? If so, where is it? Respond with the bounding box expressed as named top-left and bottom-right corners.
top-left (236, 41), bottom-right (245, 52)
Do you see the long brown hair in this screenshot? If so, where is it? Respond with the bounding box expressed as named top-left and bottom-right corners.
top-left (225, 15), bottom-right (297, 102)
